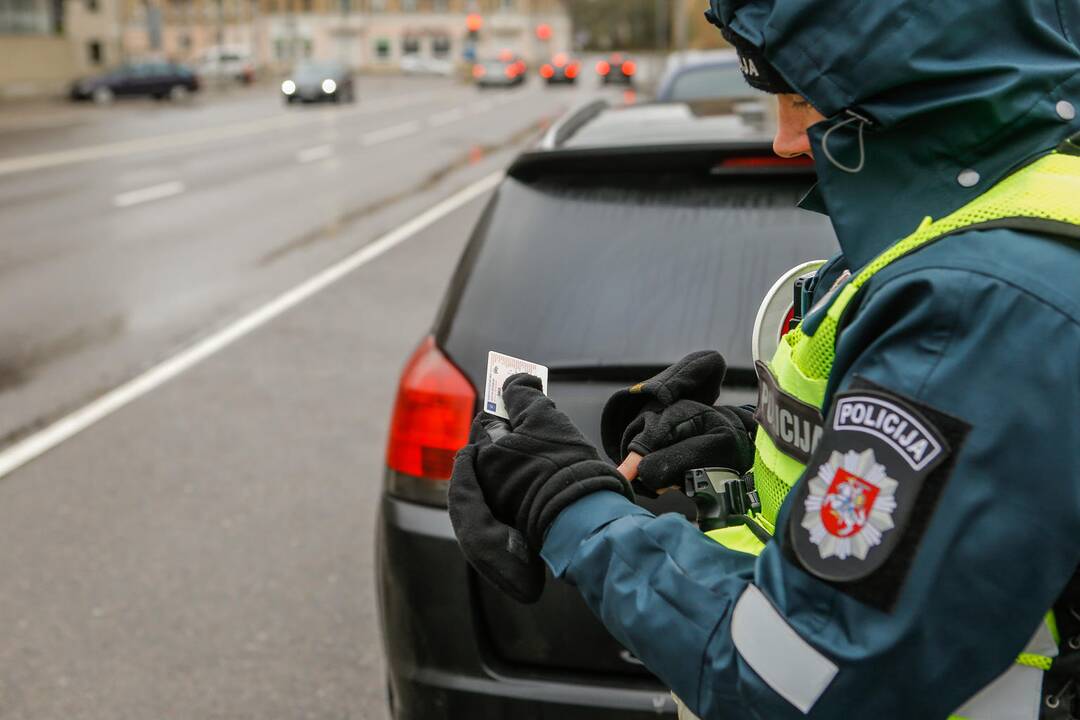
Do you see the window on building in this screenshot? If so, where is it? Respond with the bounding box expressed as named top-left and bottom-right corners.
top-left (401, 35), bottom-right (420, 55)
top-left (301, 0), bottom-right (311, 11)
top-left (84, 0), bottom-right (98, 12)
top-left (400, 0), bottom-right (416, 11)
top-left (0, 0), bottom-right (51, 34)
top-left (432, 0), bottom-right (448, 10)
top-left (369, 0), bottom-right (385, 10)
top-left (87, 39), bottom-right (103, 64)
top-left (375, 37), bottom-right (390, 59)
top-left (432, 34), bottom-right (450, 58)
top-left (500, 0), bottom-right (514, 10)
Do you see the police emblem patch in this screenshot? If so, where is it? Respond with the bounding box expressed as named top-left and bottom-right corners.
top-left (802, 449), bottom-right (898, 560)
top-left (787, 384), bottom-right (964, 592)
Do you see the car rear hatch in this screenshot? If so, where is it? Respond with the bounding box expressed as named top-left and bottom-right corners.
top-left (434, 135), bottom-right (837, 680)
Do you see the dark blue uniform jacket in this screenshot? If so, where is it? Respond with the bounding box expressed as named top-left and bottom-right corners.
top-left (540, 2), bottom-right (1080, 718)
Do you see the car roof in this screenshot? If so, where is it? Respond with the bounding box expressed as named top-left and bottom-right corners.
top-left (540, 99), bottom-right (774, 151)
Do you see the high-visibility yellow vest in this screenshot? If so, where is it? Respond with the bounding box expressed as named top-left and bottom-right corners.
top-left (699, 151), bottom-right (1080, 720)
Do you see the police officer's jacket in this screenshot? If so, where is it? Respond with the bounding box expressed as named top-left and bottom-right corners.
top-left (539, 1), bottom-right (1080, 718)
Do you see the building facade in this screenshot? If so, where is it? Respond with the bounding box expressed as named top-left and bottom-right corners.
top-left (120, 0), bottom-right (570, 72)
top-left (0, 0), bottom-right (122, 97)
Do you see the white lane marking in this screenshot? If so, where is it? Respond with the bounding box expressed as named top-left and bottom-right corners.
top-left (296, 144), bottom-right (334, 163)
top-left (112, 181), bottom-right (185, 208)
top-left (0, 89), bottom-right (458, 178)
top-left (0, 170), bottom-right (503, 480)
top-left (361, 120), bottom-right (421, 147)
top-left (428, 107), bottom-right (466, 127)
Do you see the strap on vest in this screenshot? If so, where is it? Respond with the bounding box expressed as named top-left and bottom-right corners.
top-left (1042, 568), bottom-right (1080, 718)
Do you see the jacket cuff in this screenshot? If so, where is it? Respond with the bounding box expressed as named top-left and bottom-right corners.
top-left (540, 491), bottom-right (651, 577)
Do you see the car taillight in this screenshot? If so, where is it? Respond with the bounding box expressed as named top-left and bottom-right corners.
top-left (596, 60), bottom-right (611, 76)
top-left (719, 156), bottom-right (815, 167)
top-left (386, 336), bottom-right (475, 481)
top-left (505, 66), bottom-right (516, 78)
top-left (540, 64), bottom-right (554, 78)
top-left (566, 64), bottom-right (578, 79)
top-left (472, 65), bottom-right (486, 79)
top-left (621, 60), bottom-right (637, 76)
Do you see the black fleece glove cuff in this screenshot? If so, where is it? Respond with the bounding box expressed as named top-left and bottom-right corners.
top-left (449, 373), bottom-right (633, 604)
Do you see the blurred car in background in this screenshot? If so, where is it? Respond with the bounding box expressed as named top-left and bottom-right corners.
top-left (281, 61), bottom-right (355, 104)
top-left (196, 45), bottom-right (256, 85)
top-left (69, 61), bottom-right (199, 103)
top-left (472, 58), bottom-right (525, 88)
top-left (597, 52), bottom-right (636, 85)
top-left (656, 51), bottom-right (750, 103)
top-left (376, 99), bottom-right (836, 719)
top-left (400, 55), bottom-right (455, 76)
top-left (539, 52), bottom-right (580, 84)
top-left (497, 48), bottom-right (528, 77)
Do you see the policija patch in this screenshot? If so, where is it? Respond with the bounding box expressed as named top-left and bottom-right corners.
top-left (786, 383), bottom-right (968, 608)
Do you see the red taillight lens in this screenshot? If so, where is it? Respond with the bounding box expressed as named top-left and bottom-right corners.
top-left (596, 60), bottom-right (611, 76)
top-left (566, 64), bottom-right (579, 78)
top-left (720, 156), bottom-right (815, 167)
top-left (386, 337), bottom-right (476, 480)
top-left (621, 60), bottom-right (637, 76)
top-left (540, 64), bottom-right (554, 78)
top-left (472, 65), bottom-right (486, 78)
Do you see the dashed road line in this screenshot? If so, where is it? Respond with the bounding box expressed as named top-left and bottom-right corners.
top-left (112, 180), bottom-right (186, 208)
top-left (0, 170), bottom-right (504, 480)
top-left (428, 107), bottom-right (466, 127)
top-left (296, 144), bottom-right (334, 163)
top-left (362, 120), bottom-right (421, 146)
top-left (0, 89), bottom-right (457, 178)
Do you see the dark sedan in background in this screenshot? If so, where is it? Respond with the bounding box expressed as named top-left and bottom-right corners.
top-left (376, 99), bottom-right (837, 718)
top-left (539, 53), bottom-right (581, 84)
top-left (69, 61), bottom-right (199, 103)
top-left (281, 60), bottom-right (355, 104)
top-left (597, 52), bottom-right (636, 85)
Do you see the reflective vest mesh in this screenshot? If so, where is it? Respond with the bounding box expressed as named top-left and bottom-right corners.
top-left (747, 151), bottom-right (1080, 680)
top-left (753, 151), bottom-right (1080, 527)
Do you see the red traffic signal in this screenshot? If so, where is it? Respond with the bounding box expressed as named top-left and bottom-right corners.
top-left (466, 13), bottom-right (483, 32)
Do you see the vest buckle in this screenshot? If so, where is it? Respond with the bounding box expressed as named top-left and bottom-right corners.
top-left (684, 468), bottom-right (767, 541)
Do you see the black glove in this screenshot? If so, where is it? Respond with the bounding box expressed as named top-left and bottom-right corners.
top-left (449, 373), bottom-right (633, 604)
top-left (601, 351), bottom-right (756, 497)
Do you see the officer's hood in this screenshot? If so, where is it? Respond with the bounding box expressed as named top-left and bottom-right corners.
top-left (712, 0), bottom-right (1080, 269)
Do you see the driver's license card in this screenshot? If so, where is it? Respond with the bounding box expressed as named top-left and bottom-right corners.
top-left (485, 351), bottom-right (549, 420)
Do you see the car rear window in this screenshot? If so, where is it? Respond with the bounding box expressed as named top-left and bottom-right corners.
top-left (664, 64), bottom-right (750, 102)
top-left (439, 173), bottom-right (837, 383)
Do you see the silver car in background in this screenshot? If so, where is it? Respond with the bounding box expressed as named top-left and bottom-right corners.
top-left (281, 60), bottom-right (356, 104)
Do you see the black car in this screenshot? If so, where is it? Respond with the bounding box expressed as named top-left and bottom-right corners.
top-left (376, 99), bottom-right (837, 719)
top-left (70, 61), bottom-right (199, 103)
top-left (281, 60), bottom-right (355, 104)
top-left (598, 52), bottom-right (636, 85)
top-left (540, 53), bottom-right (581, 84)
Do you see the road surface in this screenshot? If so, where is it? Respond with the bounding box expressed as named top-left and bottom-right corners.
top-left (0, 72), bottom-right (624, 719)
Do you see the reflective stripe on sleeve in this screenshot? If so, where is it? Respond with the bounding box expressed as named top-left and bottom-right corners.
top-left (951, 662), bottom-right (1043, 720)
top-left (731, 585), bottom-right (838, 714)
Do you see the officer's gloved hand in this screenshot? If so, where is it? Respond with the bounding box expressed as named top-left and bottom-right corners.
top-left (601, 351), bottom-right (756, 497)
top-left (449, 373), bottom-right (633, 604)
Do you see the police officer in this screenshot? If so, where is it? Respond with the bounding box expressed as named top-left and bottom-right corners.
top-left (448, 0), bottom-right (1080, 717)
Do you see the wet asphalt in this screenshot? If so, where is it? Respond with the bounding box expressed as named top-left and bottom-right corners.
top-left (0, 73), bottom-right (614, 718)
